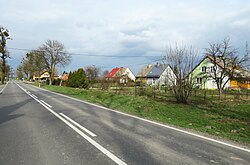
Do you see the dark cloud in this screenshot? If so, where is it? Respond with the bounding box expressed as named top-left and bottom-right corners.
top-left (1, 0), bottom-right (249, 74)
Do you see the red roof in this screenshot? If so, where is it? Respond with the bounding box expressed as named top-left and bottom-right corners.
top-left (106, 67), bottom-right (121, 78)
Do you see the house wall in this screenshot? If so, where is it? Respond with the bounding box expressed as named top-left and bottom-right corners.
top-left (191, 58), bottom-right (230, 89)
top-left (230, 80), bottom-right (239, 89)
top-left (33, 75), bottom-right (39, 80)
top-left (241, 82), bottom-right (250, 89)
top-left (158, 66), bottom-right (176, 86)
top-left (147, 78), bottom-right (157, 85)
top-left (230, 80), bottom-right (250, 89)
top-left (41, 72), bottom-right (50, 79)
top-left (125, 68), bottom-right (135, 82)
top-left (203, 77), bottom-right (230, 89)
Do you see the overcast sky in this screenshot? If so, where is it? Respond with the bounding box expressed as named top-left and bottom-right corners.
top-left (1, 0), bottom-right (250, 74)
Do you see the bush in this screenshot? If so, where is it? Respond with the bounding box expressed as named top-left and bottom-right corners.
top-left (100, 79), bottom-right (110, 90)
top-left (66, 68), bottom-right (89, 89)
top-left (52, 79), bottom-right (61, 85)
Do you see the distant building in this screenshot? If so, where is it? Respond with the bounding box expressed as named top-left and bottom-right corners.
top-left (33, 71), bottom-right (59, 81)
top-left (190, 56), bottom-right (250, 89)
top-left (106, 67), bottom-right (135, 83)
top-left (59, 72), bottom-right (69, 81)
top-left (33, 71), bottom-right (50, 81)
top-left (136, 63), bottom-right (176, 86)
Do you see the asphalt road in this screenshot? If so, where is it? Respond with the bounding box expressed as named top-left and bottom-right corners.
top-left (0, 81), bottom-right (249, 165)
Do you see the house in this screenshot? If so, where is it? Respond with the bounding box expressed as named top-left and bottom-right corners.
top-left (136, 64), bottom-right (153, 84)
top-left (230, 79), bottom-right (250, 89)
top-left (230, 69), bottom-right (250, 89)
top-left (33, 71), bottom-right (50, 81)
top-left (33, 71), bottom-right (59, 81)
top-left (106, 67), bottom-right (135, 83)
top-left (58, 72), bottom-right (69, 86)
top-left (190, 56), bottom-right (250, 89)
top-left (190, 56), bottom-right (230, 89)
top-left (136, 63), bottom-right (176, 86)
top-left (59, 72), bottom-right (69, 81)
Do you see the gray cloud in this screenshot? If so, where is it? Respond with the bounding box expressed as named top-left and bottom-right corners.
top-left (1, 0), bottom-right (250, 74)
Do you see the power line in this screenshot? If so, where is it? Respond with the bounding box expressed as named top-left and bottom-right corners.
top-left (129, 58), bottom-right (163, 68)
top-left (7, 47), bottom-right (162, 58)
top-left (8, 47), bottom-right (165, 72)
top-left (99, 58), bottom-right (164, 70)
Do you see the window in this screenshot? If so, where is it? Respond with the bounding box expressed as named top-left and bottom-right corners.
top-left (210, 66), bottom-right (216, 72)
top-left (216, 77), bottom-right (222, 83)
top-left (197, 78), bottom-right (202, 84)
top-left (201, 66), bottom-right (206, 72)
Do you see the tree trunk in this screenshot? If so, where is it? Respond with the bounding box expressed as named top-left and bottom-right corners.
top-left (1, 73), bottom-right (4, 84)
top-left (49, 78), bottom-right (52, 85)
top-left (59, 79), bottom-right (63, 86)
top-left (1, 60), bottom-right (6, 84)
top-left (49, 70), bottom-right (53, 85)
top-left (218, 88), bottom-right (222, 100)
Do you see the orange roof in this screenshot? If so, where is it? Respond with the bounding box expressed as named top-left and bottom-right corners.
top-left (61, 73), bottom-right (68, 81)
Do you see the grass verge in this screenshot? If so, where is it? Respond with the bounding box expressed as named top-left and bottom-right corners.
top-left (42, 85), bottom-right (250, 144)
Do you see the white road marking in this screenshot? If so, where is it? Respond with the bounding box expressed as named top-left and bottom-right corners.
top-left (28, 82), bottom-right (250, 153)
top-left (32, 94), bottom-right (38, 98)
top-left (230, 156), bottom-right (244, 161)
top-left (210, 160), bottom-right (219, 164)
top-left (15, 82), bottom-right (126, 165)
top-left (40, 100), bottom-right (52, 108)
top-left (60, 113), bottom-right (97, 137)
top-left (0, 81), bottom-right (9, 94)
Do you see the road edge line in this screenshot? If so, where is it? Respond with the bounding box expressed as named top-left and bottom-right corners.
top-left (0, 81), bottom-right (9, 94)
top-left (15, 82), bottom-right (127, 165)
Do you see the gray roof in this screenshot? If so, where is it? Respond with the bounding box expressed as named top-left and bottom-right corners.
top-left (137, 63), bottom-right (168, 78)
top-left (147, 64), bottom-right (168, 78)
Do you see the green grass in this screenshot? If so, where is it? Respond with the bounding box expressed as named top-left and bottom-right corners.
top-left (42, 85), bottom-right (250, 144)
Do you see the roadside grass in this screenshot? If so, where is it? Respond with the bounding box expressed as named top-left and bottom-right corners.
top-left (41, 85), bottom-right (250, 144)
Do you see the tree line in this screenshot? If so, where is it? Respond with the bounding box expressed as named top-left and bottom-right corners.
top-left (0, 26), bottom-right (11, 84)
top-left (17, 40), bottom-right (71, 85)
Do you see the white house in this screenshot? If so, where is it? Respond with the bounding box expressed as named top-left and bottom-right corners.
top-left (136, 63), bottom-right (176, 86)
top-left (190, 56), bottom-right (230, 89)
top-left (106, 67), bottom-right (135, 83)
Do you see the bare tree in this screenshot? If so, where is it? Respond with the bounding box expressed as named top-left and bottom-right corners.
top-left (99, 70), bottom-right (110, 90)
top-left (0, 26), bottom-right (11, 84)
top-left (243, 42), bottom-right (250, 70)
top-left (164, 43), bottom-right (199, 104)
top-left (39, 40), bottom-right (71, 85)
top-left (204, 38), bottom-right (250, 98)
top-left (101, 70), bottom-right (109, 79)
top-left (85, 65), bottom-right (100, 87)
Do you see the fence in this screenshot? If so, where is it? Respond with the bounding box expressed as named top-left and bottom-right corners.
top-left (93, 82), bottom-right (250, 102)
